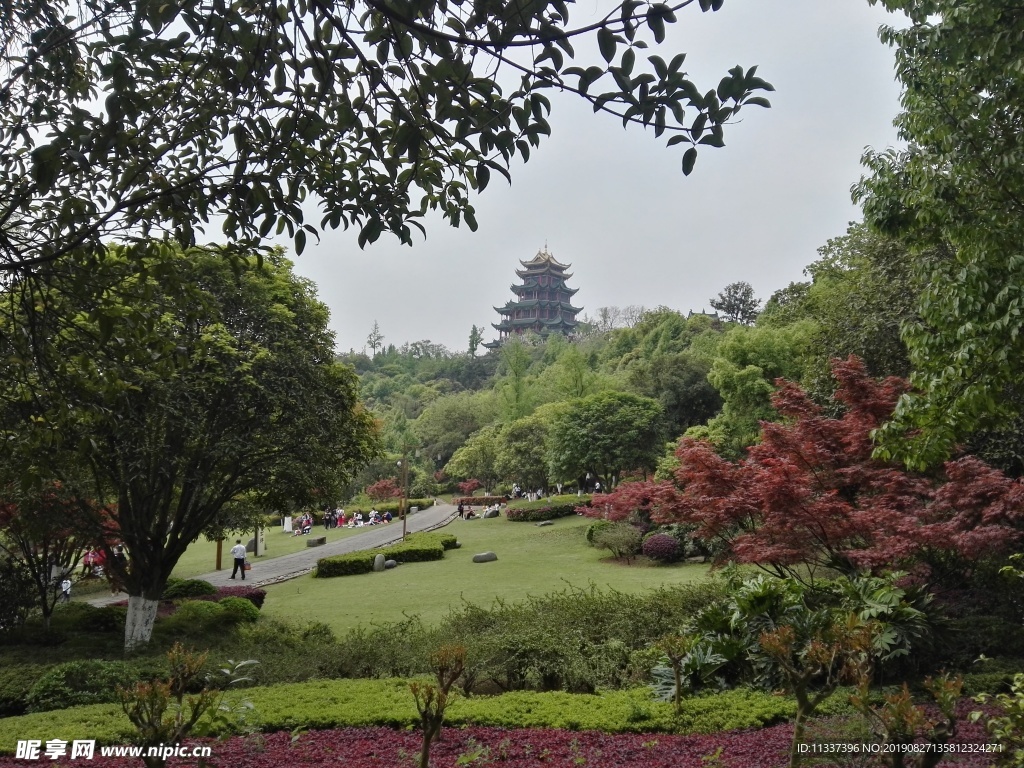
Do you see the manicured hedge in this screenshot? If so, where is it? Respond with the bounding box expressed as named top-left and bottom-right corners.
top-left (377, 538), bottom-right (444, 563)
top-left (315, 552), bottom-right (374, 578)
top-left (455, 496), bottom-right (506, 507)
top-left (315, 533), bottom-right (456, 578)
top-left (0, 680), bottom-right (812, 749)
top-left (506, 503), bottom-right (582, 522)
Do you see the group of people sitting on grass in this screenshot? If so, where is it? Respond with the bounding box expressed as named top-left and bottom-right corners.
top-left (292, 508), bottom-right (394, 535)
top-left (350, 509), bottom-right (393, 526)
top-left (457, 502), bottom-right (503, 520)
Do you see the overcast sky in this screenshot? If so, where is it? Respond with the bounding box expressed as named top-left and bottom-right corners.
top-left (287, 0), bottom-right (906, 355)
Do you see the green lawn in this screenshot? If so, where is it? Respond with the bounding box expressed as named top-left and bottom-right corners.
top-left (261, 515), bottom-right (709, 633)
top-left (170, 524), bottom-right (365, 580)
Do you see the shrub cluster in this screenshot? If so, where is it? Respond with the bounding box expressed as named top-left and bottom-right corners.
top-left (26, 660), bottom-right (148, 713)
top-left (49, 603), bottom-right (127, 634)
top-left (161, 578), bottom-right (217, 600)
top-left (585, 519), bottom-right (615, 544)
top-left (335, 582), bottom-right (725, 693)
top-left (218, 597), bottom-right (260, 623)
top-left (0, 664), bottom-right (48, 717)
top-left (157, 596), bottom-right (265, 638)
top-left (591, 523), bottom-right (642, 561)
top-left (506, 503), bottom-right (580, 522)
top-left (190, 585), bottom-right (267, 610)
top-left (641, 533), bottom-right (681, 563)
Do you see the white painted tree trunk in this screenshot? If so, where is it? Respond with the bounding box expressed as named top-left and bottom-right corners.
top-left (124, 595), bottom-right (159, 651)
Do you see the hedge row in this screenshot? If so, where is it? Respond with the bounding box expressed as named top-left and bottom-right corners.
top-left (0, 680), bottom-right (811, 751)
top-left (455, 496), bottom-right (506, 507)
top-left (314, 532), bottom-right (457, 578)
top-left (506, 503), bottom-right (584, 522)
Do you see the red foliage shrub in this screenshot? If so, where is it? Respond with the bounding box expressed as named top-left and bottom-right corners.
top-left (365, 478), bottom-right (402, 502)
top-left (457, 479), bottom-right (482, 497)
top-left (586, 357), bottom-right (1024, 578)
top-left (642, 533), bottom-right (681, 563)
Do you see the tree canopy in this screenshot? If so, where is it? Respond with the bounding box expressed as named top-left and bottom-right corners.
top-left (0, 246), bottom-right (379, 648)
top-left (856, 0), bottom-right (1024, 467)
top-left (1, 0), bottom-right (773, 275)
top-left (547, 390), bottom-right (663, 486)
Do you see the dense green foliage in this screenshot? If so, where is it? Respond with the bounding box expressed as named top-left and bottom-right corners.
top-left (855, 0), bottom-right (1024, 468)
top-left (0, 681), bottom-right (818, 751)
top-left (0, 0), bottom-right (772, 281)
top-left (161, 579), bottom-right (218, 601)
top-left (0, 246), bottom-right (380, 649)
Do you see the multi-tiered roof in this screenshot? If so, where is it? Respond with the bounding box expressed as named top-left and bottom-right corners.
top-left (483, 248), bottom-right (583, 349)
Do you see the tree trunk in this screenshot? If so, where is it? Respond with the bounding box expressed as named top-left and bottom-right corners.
top-left (124, 595), bottom-right (159, 651)
top-left (789, 706), bottom-right (806, 768)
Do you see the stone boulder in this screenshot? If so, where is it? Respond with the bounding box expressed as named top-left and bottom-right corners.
top-left (472, 552), bottom-right (498, 563)
top-left (535, 520), bottom-right (554, 527)
top-left (306, 536), bottom-right (327, 547)
top-left (372, 553), bottom-right (386, 572)
top-left (483, 509), bottom-right (500, 519)
top-left (384, 559), bottom-right (398, 569)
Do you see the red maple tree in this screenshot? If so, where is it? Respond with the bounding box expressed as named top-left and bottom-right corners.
top-left (457, 478), bottom-right (482, 497)
top-left (365, 478), bottom-right (403, 502)
top-left (587, 357), bottom-right (1024, 580)
top-left (0, 482), bottom-right (115, 629)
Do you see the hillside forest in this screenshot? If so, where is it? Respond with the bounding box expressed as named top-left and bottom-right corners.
top-left (342, 221), bottom-right (1024, 507)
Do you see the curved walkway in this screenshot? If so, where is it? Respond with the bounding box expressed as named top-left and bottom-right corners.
top-left (88, 503), bottom-right (458, 606)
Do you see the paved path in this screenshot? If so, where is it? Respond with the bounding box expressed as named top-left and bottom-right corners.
top-left (88, 503), bottom-right (458, 606)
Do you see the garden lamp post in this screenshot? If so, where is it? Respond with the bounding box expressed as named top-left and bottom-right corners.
top-left (398, 455), bottom-right (409, 540)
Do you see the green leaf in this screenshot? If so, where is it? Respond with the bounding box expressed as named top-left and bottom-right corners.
top-left (598, 28), bottom-right (617, 64)
top-left (682, 147), bottom-right (697, 175)
top-left (646, 9), bottom-right (666, 44)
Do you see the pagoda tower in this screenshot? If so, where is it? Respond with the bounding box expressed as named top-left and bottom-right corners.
top-left (483, 248), bottom-right (583, 349)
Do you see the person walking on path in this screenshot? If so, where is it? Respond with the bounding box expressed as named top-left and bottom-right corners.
top-left (229, 539), bottom-right (247, 580)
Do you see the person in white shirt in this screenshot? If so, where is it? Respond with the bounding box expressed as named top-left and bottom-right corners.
top-left (229, 539), bottom-right (248, 580)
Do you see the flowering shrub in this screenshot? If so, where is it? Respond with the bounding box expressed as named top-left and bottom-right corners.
top-left (506, 503), bottom-right (579, 522)
top-left (642, 534), bottom-right (681, 563)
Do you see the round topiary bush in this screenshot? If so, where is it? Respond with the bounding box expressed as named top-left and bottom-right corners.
top-left (585, 519), bottom-right (615, 546)
top-left (162, 578), bottom-right (217, 600)
top-left (642, 533), bottom-right (681, 563)
top-left (219, 596), bottom-right (260, 623)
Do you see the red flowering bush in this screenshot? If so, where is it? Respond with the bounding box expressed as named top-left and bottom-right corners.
top-left (642, 533), bottom-right (681, 563)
